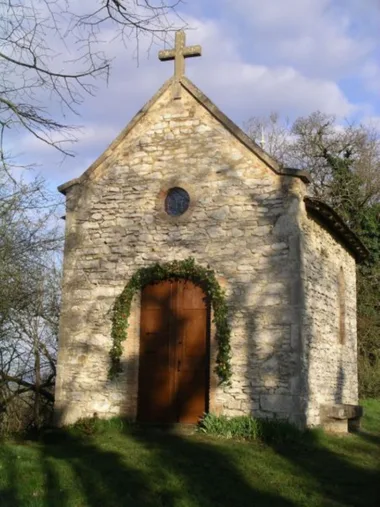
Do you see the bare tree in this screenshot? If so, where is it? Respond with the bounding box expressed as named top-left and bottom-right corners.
top-left (246, 111), bottom-right (380, 206)
top-left (0, 167), bottom-right (62, 432)
top-left (0, 262), bottom-right (60, 430)
top-left (0, 0), bottom-right (183, 176)
top-left (244, 113), bottom-right (293, 166)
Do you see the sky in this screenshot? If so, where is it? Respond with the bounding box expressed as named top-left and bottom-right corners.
top-left (7, 0), bottom-right (380, 192)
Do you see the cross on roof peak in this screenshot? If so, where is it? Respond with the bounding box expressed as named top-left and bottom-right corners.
top-left (158, 30), bottom-right (202, 99)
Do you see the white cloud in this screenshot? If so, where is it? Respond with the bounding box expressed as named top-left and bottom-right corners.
top-left (225, 0), bottom-right (377, 81)
top-left (178, 18), bottom-right (354, 119)
top-left (192, 61), bottom-right (353, 119)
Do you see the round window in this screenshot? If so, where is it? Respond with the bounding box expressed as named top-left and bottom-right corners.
top-left (165, 187), bottom-right (190, 216)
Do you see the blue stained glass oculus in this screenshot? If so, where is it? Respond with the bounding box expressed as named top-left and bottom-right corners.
top-left (165, 187), bottom-right (190, 216)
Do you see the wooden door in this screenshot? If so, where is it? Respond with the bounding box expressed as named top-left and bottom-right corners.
top-left (138, 279), bottom-right (209, 423)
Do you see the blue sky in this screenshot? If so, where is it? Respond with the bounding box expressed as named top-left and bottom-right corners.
top-left (9, 0), bottom-right (380, 192)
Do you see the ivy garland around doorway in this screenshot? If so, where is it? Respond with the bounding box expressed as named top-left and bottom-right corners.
top-left (109, 258), bottom-right (232, 384)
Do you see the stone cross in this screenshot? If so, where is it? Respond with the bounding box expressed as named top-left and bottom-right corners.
top-left (159, 30), bottom-right (202, 99)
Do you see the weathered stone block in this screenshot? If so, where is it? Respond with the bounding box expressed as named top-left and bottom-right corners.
top-left (260, 395), bottom-right (296, 413)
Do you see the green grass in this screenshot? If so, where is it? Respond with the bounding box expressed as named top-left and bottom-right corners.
top-left (1, 400), bottom-right (379, 507)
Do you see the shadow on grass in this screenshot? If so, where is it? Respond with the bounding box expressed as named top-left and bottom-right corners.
top-left (0, 422), bottom-right (379, 507)
top-left (38, 426), bottom-right (296, 507)
top-left (355, 429), bottom-right (380, 447)
top-left (0, 446), bottom-right (19, 506)
top-left (268, 433), bottom-right (380, 507)
top-left (129, 425), bottom-right (380, 507)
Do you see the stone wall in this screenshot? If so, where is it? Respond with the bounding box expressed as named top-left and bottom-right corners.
top-left (54, 82), bottom-right (358, 428)
top-left (299, 208), bottom-right (358, 426)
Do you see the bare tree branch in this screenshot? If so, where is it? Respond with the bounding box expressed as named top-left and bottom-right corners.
top-left (0, 373), bottom-right (54, 402)
top-left (0, 0), bottom-right (183, 178)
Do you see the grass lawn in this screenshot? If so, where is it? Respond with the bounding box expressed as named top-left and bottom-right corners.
top-left (0, 400), bottom-right (379, 507)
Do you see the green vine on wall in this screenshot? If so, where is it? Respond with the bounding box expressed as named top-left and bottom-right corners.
top-left (109, 258), bottom-right (232, 384)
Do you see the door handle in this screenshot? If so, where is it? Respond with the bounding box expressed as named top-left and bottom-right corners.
top-left (177, 360), bottom-right (181, 372)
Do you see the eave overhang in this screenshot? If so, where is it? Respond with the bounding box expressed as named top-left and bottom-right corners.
top-left (304, 196), bottom-right (370, 263)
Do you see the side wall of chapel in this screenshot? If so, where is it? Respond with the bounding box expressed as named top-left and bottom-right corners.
top-left (299, 208), bottom-right (358, 426)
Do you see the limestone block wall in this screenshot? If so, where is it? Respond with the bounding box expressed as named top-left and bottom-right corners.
top-left (300, 208), bottom-right (358, 426)
top-left (54, 84), bottom-right (308, 426)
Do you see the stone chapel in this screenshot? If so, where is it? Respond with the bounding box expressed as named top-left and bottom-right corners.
top-left (54, 31), bottom-right (366, 431)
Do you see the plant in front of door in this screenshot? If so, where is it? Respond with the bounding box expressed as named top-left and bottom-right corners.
top-left (109, 258), bottom-right (232, 384)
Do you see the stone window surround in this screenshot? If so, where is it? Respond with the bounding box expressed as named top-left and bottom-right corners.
top-left (155, 179), bottom-right (198, 223)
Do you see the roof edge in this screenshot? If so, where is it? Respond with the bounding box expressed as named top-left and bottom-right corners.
top-left (57, 77), bottom-right (174, 195)
top-left (304, 196), bottom-right (370, 262)
top-left (58, 76), bottom-right (313, 195)
top-left (282, 167), bottom-right (312, 184)
top-left (58, 178), bottom-right (80, 195)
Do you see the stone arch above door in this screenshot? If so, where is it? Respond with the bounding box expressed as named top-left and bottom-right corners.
top-left (110, 258), bottom-right (232, 384)
top-left (110, 259), bottom-right (229, 421)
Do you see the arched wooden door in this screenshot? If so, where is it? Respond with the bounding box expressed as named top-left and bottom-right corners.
top-left (138, 279), bottom-right (209, 423)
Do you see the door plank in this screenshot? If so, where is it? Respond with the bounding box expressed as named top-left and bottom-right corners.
top-left (176, 281), bottom-right (208, 423)
top-left (138, 281), bottom-right (175, 423)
